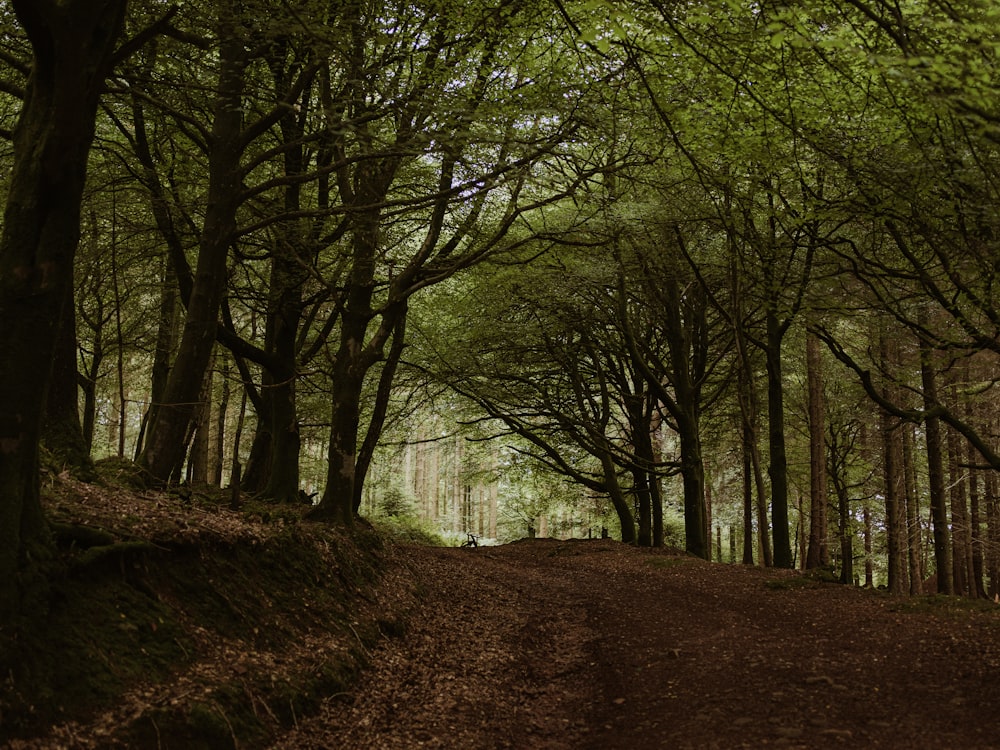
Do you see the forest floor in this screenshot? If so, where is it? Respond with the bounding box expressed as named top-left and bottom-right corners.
top-left (5, 473), bottom-right (1000, 749)
top-left (272, 539), bottom-right (1000, 750)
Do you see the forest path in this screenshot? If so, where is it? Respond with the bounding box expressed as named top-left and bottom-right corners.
top-left (271, 538), bottom-right (1000, 749)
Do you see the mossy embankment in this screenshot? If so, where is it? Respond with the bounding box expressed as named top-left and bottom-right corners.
top-left (0, 474), bottom-right (414, 749)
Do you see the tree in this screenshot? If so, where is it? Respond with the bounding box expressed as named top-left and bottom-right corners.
top-left (804, 330), bottom-right (829, 569)
top-left (0, 0), bottom-right (128, 622)
top-left (306, 0), bottom-right (603, 523)
top-left (136, 0), bottom-right (259, 483)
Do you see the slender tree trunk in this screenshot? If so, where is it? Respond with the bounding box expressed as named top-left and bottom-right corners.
top-left (863, 498), bottom-right (874, 588)
top-left (633, 466), bottom-right (653, 548)
top-left (966, 390), bottom-right (987, 598)
top-left (187, 354), bottom-right (213, 485)
top-left (229, 378), bottom-right (248, 508)
top-left (742, 422), bottom-right (755, 564)
top-left (213, 358), bottom-right (230, 486)
top-left (831, 463), bottom-right (853, 585)
top-left (748, 412), bottom-right (772, 566)
top-left (880, 335), bottom-right (908, 595)
top-left (110, 208), bottom-right (129, 459)
top-left (968, 457), bottom-right (986, 598)
top-left (139, 3), bottom-right (245, 483)
top-left (919, 338), bottom-right (953, 594)
top-left (81, 352), bottom-right (100, 453)
top-left (627, 391), bottom-right (654, 548)
top-left (902, 424), bottom-right (923, 595)
top-left (765, 308), bottom-right (793, 568)
top-left (805, 332), bottom-right (828, 569)
top-left (649, 405), bottom-right (665, 548)
top-left (354, 309), bottom-right (407, 513)
top-left (947, 425), bottom-right (973, 596)
top-left (134, 254), bottom-right (178, 460)
top-left (0, 0), bottom-right (127, 624)
top-left (600, 452), bottom-right (636, 544)
top-left (986, 470), bottom-right (999, 599)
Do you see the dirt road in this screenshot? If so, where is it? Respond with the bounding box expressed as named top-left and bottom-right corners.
top-left (272, 539), bottom-right (1000, 749)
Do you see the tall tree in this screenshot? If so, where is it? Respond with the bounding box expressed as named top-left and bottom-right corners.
top-left (307, 0), bottom-right (599, 523)
top-left (137, 0), bottom-right (251, 482)
top-left (0, 0), bottom-right (127, 622)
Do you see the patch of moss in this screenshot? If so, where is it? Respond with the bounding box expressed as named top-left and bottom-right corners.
top-left (1, 570), bottom-right (192, 738)
top-left (129, 700), bottom-right (243, 750)
top-left (890, 594), bottom-right (1000, 619)
top-left (764, 576), bottom-right (823, 591)
top-left (0, 520), bottom-right (389, 745)
top-left (646, 556), bottom-right (695, 570)
top-left (93, 456), bottom-right (153, 490)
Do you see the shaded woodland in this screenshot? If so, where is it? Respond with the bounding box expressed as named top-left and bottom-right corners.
top-left (5, 0), bottom-right (1000, 631)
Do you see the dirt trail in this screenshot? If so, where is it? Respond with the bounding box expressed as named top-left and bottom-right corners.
top-left (272, 539), bottom-right (1000, 750)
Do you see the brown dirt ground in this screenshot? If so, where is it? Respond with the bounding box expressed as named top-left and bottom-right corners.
top-left (10, 478), bottom-right (1000, 749)
top-left (272, 538), bottom-right (1000, 750)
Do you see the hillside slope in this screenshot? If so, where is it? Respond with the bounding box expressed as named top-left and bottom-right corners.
top-left (2, 473), bottom-right (414, 749)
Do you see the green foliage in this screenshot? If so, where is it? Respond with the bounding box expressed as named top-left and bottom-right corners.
top-left (373, 515), bottom-right (450, 546)
top-left (377, 486), bottom-right (418, 519)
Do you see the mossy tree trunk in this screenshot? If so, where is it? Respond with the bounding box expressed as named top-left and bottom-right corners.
top-left (0, 0), bottom-right (127, 623)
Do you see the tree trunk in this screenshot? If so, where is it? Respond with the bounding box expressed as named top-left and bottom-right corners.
top-left (212, 358), bottom-right (230, 486)
top-left (257, 80), bottom-right (313, 503)
top-left (986, 470), bottom-right (1000, 599)
top-left (139, 4), bottom-right (245, 483)
top-left (0, 0), bottom-right (127, 624)
top-left (919, 338), bottom-right (953, 594)
top-left (600, 452), bottom-right (636, 544)
top-left (863, 498), bottom-right (874, 588)
top-left (649, 405), bottom-right (665, 548)
top-left (742, 422), bottom-right (755, 564)
top-left (765, 308), bottom-right (793, 568)
top-left (832, 462), bottom-right (853, 585)
top-left (309, 144), bottom-right (401, 522)
top-left (633, 466), bottom-right (653, 548)
top-left (966, 389), bottom-right (987, 598)
top-left (135, 253), bottom-right (178, 459)
top-left (353, 309), bottom-right (408, 513)
top-left (947, 425), bottom-right (974, 597)
top-left (880, 335), bottom-right (908, 595)
top-left (805, 331), bottom-right (828, 569)
top-left (241, 418), bottom-right (272, 494)
top-left (186, 356), bottom-right (213, 485)
top-left (902, 424), bottom-right (923, 595)
top-left (42, 283), bottom-right (92, 474)
top-left (676, 411), bottom-right (709, 559)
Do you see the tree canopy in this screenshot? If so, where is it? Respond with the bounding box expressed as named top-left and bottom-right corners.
top-left (4, 0), bottom-right (1000, 624)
